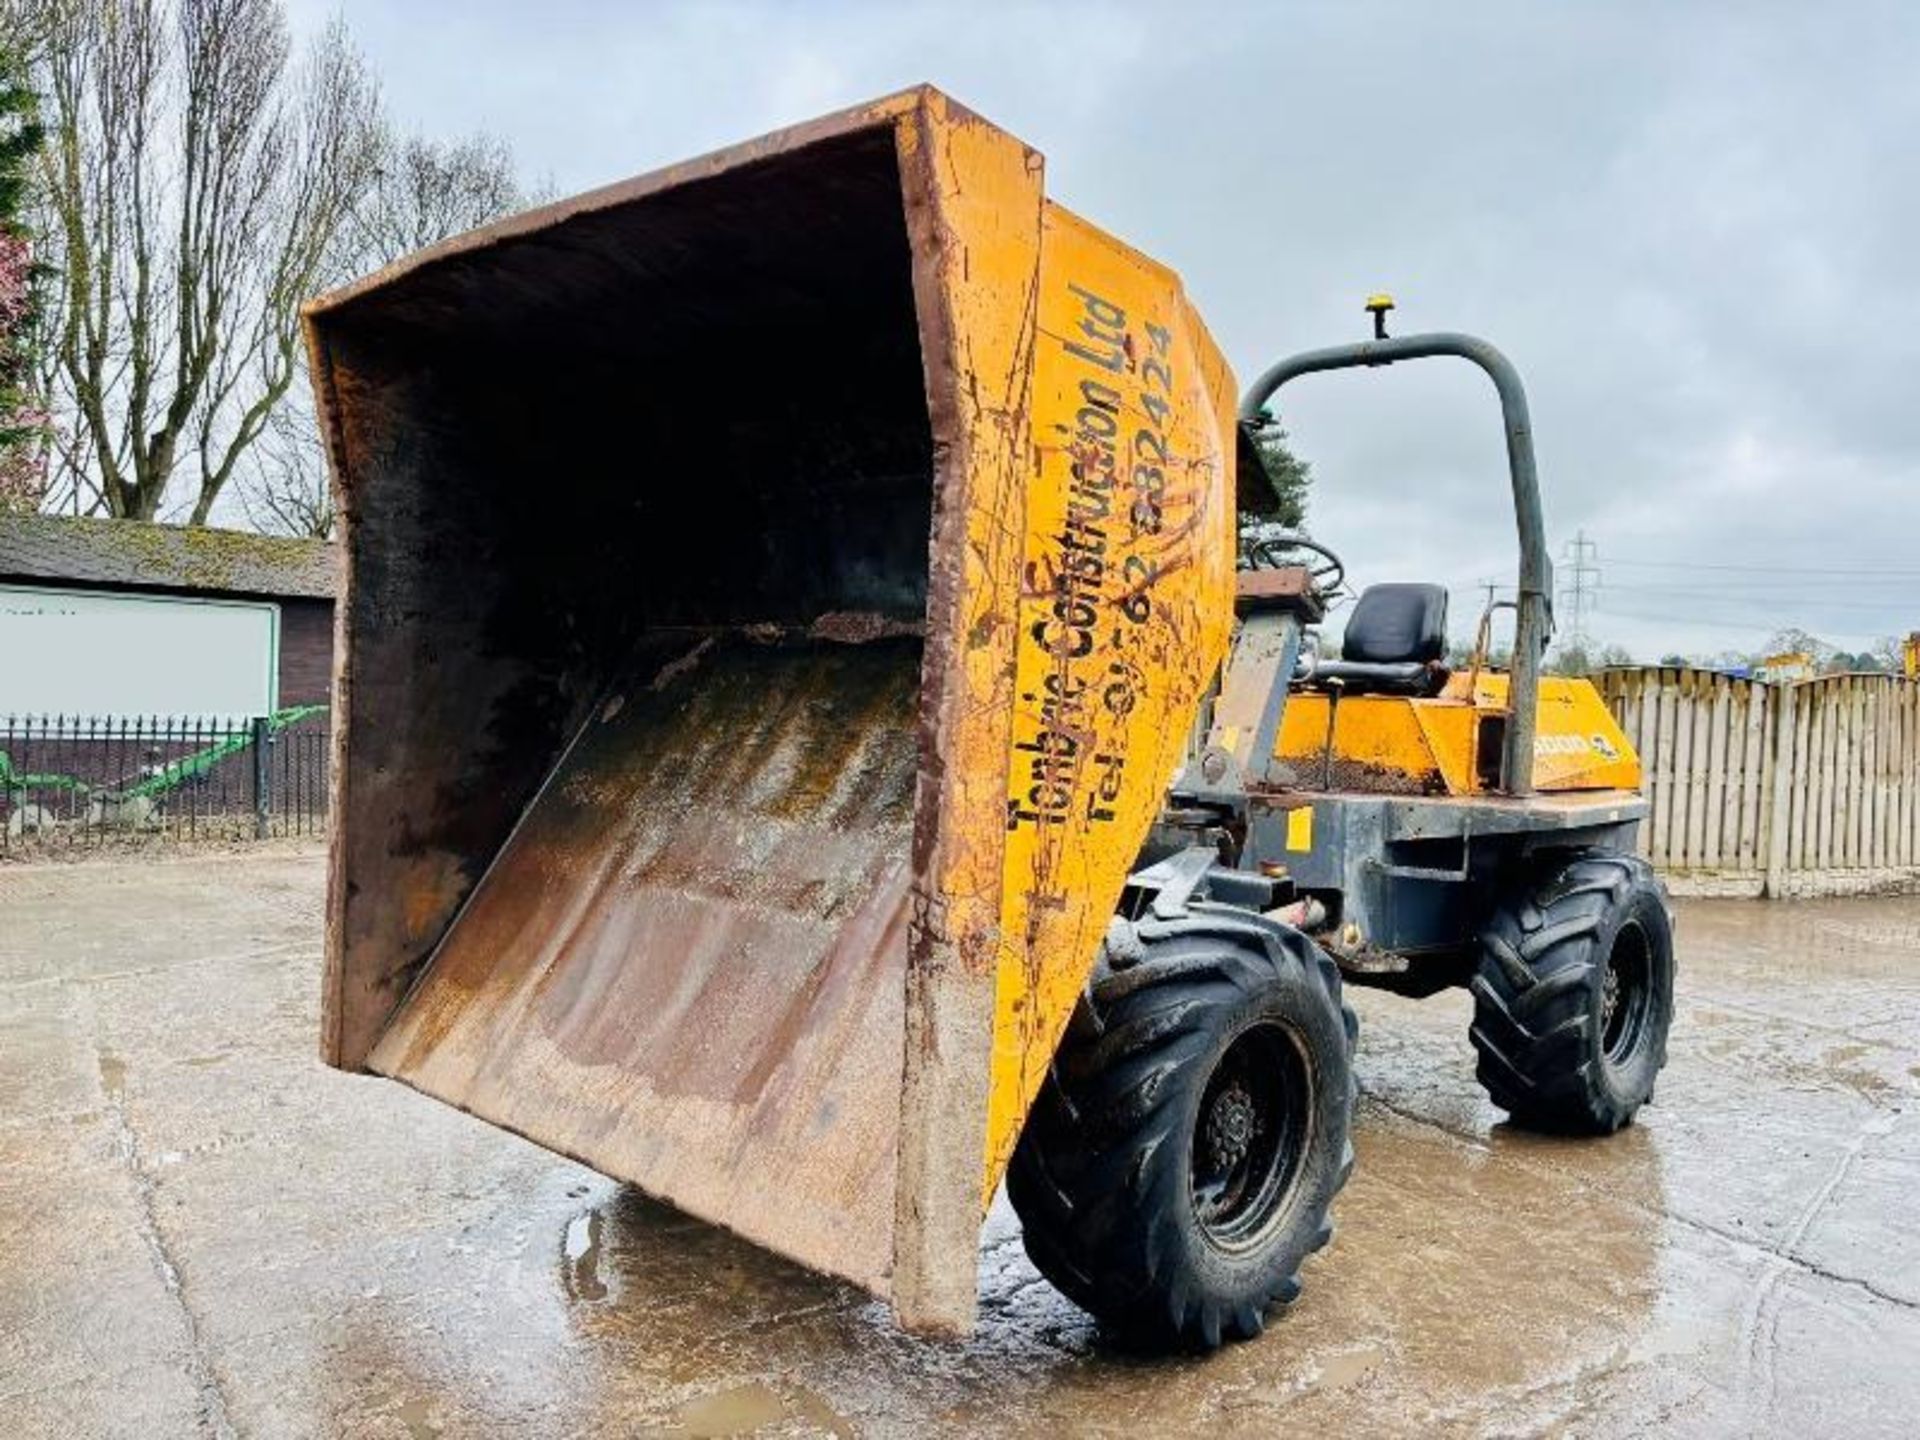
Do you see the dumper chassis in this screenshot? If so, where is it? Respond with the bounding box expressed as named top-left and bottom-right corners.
top-left (1007, 320), bottom-right (1676, 1348)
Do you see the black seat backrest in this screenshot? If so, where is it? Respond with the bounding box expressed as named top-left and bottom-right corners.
top-left (1343, 583), bottom-right (1448, 664)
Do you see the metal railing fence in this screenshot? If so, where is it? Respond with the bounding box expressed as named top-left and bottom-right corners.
top-left (0, 707), bottom-right (329, 852)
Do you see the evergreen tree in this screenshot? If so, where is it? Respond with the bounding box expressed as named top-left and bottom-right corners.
top-left (1243, 412), bottom-right (1312, 530)
top-left (0, 42), bottom-right (46, 512)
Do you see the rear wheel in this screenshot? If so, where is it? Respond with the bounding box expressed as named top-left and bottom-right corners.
top-left (1007, 919), bottom-right (1356, 1350)
top-left (1470, 850), bottom-right (1674, 1133)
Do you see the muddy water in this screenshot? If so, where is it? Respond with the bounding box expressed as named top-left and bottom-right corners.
top-left (1, 855), bottom-right (1915, 1437)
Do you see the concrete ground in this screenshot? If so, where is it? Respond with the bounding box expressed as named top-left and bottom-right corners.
top-left (2, 850), bottom-right (1916, 1439)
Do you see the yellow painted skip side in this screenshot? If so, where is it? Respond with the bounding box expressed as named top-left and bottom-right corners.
top-left (983, 204), bottom-right (1237, 1198)
top-left (1275, 694), bottom-right (1465, 793)
top-left (1274, 675), bottom-right (1641, 795)
top-left (1482, 674), bottom-right (1643, 791)
top-left (890, 92), bottom-right (1045, 1323)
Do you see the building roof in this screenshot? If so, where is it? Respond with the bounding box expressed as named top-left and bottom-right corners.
top-left (0, 514), bottom-right (338, 601)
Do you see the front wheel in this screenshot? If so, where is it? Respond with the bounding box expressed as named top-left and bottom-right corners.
top-left (1006, 918), bottom-right (1356, 1350)
top-left (1470, 850), bottom-right (1675, 1133)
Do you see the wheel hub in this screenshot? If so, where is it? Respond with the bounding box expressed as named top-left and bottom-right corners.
top-left (1600, 920), bottom-right (1653, 1066)
top-left (1189, 1023), bottom-right (1313, 1253)
top-left (1205, 1085), bottom-right (1258, 1170)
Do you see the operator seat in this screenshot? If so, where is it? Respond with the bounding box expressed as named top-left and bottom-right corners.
top-left (1308, 583), bottom-right (1450, 695)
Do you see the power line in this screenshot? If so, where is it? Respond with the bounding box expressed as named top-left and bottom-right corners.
top-left (1591, 606), bottom-right (1781, 633)
top-left (1610, 558), bottom-right (1920, 577)
top-left (1607, 573), bottom-right (1919, 588)
top-left (1546, 541), bottom-right (1910, 648)
top-left (1590, 604), bottom-right (1888, 643)
top-left (1597, 587), bottom-right (1911, 614)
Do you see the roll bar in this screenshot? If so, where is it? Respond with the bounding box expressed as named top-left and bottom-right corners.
top-left (1239, 329), bottom-right (1554, 795)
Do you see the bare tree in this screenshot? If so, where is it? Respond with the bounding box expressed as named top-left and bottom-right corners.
top-left (237, 380), bottom-right (331, 535)
top-left (351, 131), bottom-right (527, 263)
top-left (27, 0), bottom-right (381, 522)
top-left (241, 130), bottom-right (531, 537)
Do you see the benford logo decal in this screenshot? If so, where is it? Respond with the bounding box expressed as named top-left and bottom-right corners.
top-left (1533, 733), bottom-right (1622, 760)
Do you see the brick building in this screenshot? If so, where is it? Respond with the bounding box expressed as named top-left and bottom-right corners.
top-left (0, 514), bottom-right (338, 712)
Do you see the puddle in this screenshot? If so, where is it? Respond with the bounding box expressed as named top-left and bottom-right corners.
top-left (563, 1208), bottom-right (608, 1302)
top-left (1222, 1342), bottom-right (1389, 1416)
top-left (785, 1386), bottom-right (855, 1438)
top-left (1309, 1342), bottom-right (1385, 1391)
top-left (666, 1382), bottom-right (788, 1437)
top-left (97, 1050), bottom-right (126, 1102)
top-left (394, 1397), bottom-right (443, 1440)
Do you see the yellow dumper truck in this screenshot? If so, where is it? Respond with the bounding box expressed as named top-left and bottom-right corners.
top-left (306, 87), bottom-right (1673, 1350)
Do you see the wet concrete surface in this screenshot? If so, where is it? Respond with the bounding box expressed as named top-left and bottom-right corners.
top-left (2, 848), bottom-right (1916, 1438)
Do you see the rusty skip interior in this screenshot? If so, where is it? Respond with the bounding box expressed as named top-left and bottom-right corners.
top-left (310, 121), bottom-right (970, 1291)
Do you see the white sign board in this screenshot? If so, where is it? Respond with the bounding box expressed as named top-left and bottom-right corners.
top-left (0, 585), bottom-right (280, 721)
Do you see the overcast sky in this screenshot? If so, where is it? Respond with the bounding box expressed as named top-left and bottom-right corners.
top-left (286, 0), bottom-right (1920, 660)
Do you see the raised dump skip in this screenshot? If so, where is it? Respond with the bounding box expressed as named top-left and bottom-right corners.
top-left (307, 86), bottom-right (1240, 1333)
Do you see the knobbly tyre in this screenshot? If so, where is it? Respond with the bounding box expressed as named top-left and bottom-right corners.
top-left (306, 87), bottom-right (1673, 1353)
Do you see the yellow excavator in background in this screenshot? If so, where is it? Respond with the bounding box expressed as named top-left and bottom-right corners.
top-left (305, 87), bottom-right (1674, 1351)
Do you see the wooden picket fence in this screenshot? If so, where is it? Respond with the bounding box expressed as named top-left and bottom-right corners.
top-left (1595, 668), bottom-right (1920, 897)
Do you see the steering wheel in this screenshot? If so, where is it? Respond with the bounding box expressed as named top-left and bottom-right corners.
top-left (1238, 525), bottom-right (1346, 594)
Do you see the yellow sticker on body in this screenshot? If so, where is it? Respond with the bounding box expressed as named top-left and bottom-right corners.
top-left (1286, 805), bottom-right (1314, 852)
